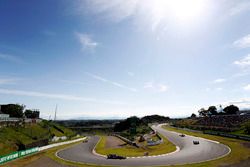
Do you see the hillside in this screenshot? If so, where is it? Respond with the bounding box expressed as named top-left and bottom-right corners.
top-left (141, 114), bottom-right (170, 124)
top-left (113, 115), bottom-right (170, 140)
top-left (0, 120), bottom-right (76, 156)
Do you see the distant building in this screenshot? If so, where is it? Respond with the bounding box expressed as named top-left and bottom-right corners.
top-left (0, 112), bottom-right (9, 118)
top-left (0, 105), bottom-right (10, 121)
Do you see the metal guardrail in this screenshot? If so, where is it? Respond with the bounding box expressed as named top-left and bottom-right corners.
top-left (112, 134), bottom-right (138, 147)
top-left (147, 139), bottom-right (163, 146)
top-left (147, 126), bottom-right (163, 146)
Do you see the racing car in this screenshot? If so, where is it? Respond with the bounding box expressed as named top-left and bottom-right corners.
top-left (193, 141), bottom-right (200, 145)
top-left (179, 134), bottom-right (185, 137)
top-left (107, 154), bottom-right (126, 160)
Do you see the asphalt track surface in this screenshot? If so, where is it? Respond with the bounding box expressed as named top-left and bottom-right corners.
top-left (57, 125), bottom-right (230, 166)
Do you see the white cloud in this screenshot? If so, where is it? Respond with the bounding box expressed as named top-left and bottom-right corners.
top-left (83, 0), bottom-right (138, 22)
top-left (233, 34), bottom-right (250, 48)
top-left (215, 87), bottom-right (223, 91)
top-left (144, 81), bottom-right (169, 92)
top-left (222, 99), bottom-right (250, 109)
top-left (127, 72), bottom-right (135, 77)
top-left (158, 84), bottom-right (168, 92)
top-left (213, 78), bottom-right (226, 83)
top-left (0, 88), bottom-right (125, 105)
top-left (205, 87), bottom-right (223, 92)
top-left (230, 1), bottom-right (250, 16)
top-left (0, 79), bottom-right (15, 85)
top-left (234, 54), bottom-right (250, 68)
top-left (0, 77), bottom-right (20, 85)
top-left (231, 71), bottom-right (250, 78)
top-left (85, 72), bottom-right (137, 92)
top-left (59, 79), bottom-right (90, 86)
top-left (228, 99), bottom-right (250, 105)
top-left (75, 32), bottom-right (98, 51)
top-left (205, 87), bottom-right (211, 92)
top-left (243, 84), bottom-right (250, 91)
top-left (0, 53), bottom-right (23, 63)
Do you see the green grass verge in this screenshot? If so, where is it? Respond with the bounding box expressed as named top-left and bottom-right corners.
top-left (160, 125), bottom-right (250, 167)
top-left (229, 129), bottom-right (250, 137)
top-left (95, 135), bottom-right (176, 157)
top-left (0, 120), bottom-right (76, 156)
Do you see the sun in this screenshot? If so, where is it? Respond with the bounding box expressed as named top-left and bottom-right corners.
top-left (149, 0), bottom-right (208, 26)
top-left (168, 0), bottom-right (206, 20)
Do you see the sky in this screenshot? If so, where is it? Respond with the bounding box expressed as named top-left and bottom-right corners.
top-left (0, 0), bottom-right (250, 119)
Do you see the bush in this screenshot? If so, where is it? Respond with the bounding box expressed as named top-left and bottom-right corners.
top-left (244, 121), bottom-right (250, 134)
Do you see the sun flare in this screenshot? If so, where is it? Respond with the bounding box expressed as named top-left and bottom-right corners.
top-left (150, 0), bottom-right (208, 26)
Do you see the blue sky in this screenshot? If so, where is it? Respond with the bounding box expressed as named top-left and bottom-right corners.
top-left (1, 0), bottom-right (250, 119)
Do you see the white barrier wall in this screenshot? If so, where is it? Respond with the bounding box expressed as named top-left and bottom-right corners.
top-left (39, 137), bottom-right (86, 151)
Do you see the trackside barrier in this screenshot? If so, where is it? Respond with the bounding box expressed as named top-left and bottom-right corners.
top-left (147, 133), bottom-right (163, 146)
top-left (112, 134), bottom-right (133, 144)
top-left (147, 139), bottom-right (163, 146)
top-left (39, 137), bottom-right (85, 151)
top-left (0, 147), bottom-right (39, 165)
top-left (147, 126), bottom-right (163, 146)
top-left (112, 134), bottom-right (138, 147)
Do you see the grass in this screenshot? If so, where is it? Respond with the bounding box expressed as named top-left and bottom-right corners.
top-left (40, 120), bottom-right (76, 137)
top-left (161, 125), bottom-right (250, 167)
top-left (230, 129), bottom-right (250, 137)
top-left (95, 135), bottom-right (176, 157)
top-left (0, 120), bottom-right (76, 156)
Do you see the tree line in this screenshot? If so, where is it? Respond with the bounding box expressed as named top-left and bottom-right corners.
top-left (0, 104), bottom-right (40, 118)
top-left (191, 104), bottom-right (240, 118)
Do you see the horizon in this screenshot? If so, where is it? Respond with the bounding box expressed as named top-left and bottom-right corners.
top-left (1, 0), bottom-right (250, 120)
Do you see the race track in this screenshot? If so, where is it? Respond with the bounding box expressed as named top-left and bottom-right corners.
top-left (57, 124), bottom-right (230, 166)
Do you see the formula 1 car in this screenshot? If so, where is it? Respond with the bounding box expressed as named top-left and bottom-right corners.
top-left (107, 154), bottom-right (126, 160)
top-left (193, 141), bottom-right (200, 145)
top-left (179, 134), bottom-right (185, 137)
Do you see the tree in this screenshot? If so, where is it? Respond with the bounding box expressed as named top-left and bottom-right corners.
top-left (244, 121), bottom-right (250, 134)
top-left (114, 116), bottom-right (141, 132)
top-left (190, 113), bottom-right (197, 118)
top-left (208, 106), bottom-right (218, 115)
top-left (24, 109), bottom-right (33, 118)
top-left (24, 109), bottom-right (40, 118)
top-left (223, 105), bottom-right (239, 115)
top-left (141, 115), bottom-right (170, 123)
top-left (198, 108), bottom-right (208, 117)
top-left (1, 104), bottom-right (25, 118)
